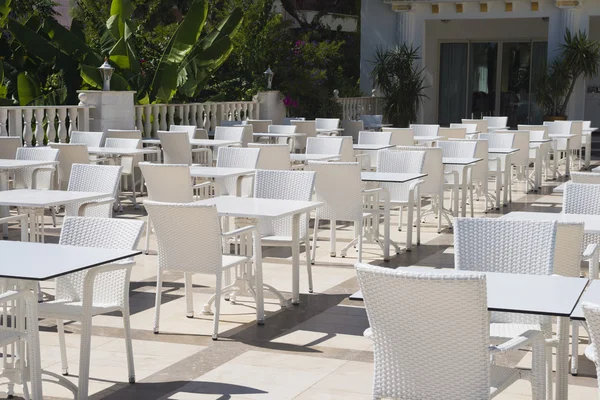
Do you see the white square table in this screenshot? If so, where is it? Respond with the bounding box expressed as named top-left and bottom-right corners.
top-left (87, 147), bottom-right (161, 157)
top-left (353, 144), bottom-right (394, 151)
top-left (316, 128), bottom-right (344, 135)
top-left (442, 157), bottom-right (483, 217)
top-left (253, 132), bottom-right (305, 146)
top-left (189, 166), bottom-right (255, 197)
top-left (349, 267), bottom-right (588, 400)
top-left (0, 189), bottom-right (108, 241)
top-left (0, 159), bottom-right (59, 236)
top-left (571, 279), bottom-right (598, 321)
top-left (488, 148), bottom-right (518, 207)
top-left (0, 241), bottom-right (141, 400)
top-left (361, 172), bottom-right (428, 258)
top-left (548, 134), bottom-right (576, 178)
top-left (414, 135), bottom-right (445, 143)
top-left (194, 197), bottom-right (322, 308)
top-left (290, 154), bottom-right (340, 163)
top-left (501, 211), bottom-right (600, 235)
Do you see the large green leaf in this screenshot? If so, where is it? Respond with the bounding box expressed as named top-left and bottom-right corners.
top-left (149, 0), bottom-right (208, 102)
top-left (80, 63), bottom-right (129, 91)
top-left (43, 17), bottom-right (99, 63)
top-left (0, 0), bottom-right (11, 27)
top-left (17, 72), bottom-right (41, 106)
top-left (193, 7), bottom-right (243, 54)
top-left (8, 19), bottom-right (57, 63)
top-left (106, 0), bottom-right (139, 72)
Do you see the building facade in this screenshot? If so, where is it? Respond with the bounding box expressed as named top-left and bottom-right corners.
top-left (360, 0), bottom-right (600, 127)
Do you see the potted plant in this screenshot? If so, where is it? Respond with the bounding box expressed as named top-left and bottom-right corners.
top-left (370, 44), bottom-right (428, 127)
top-left (536, 30), bottom-right (600, 120)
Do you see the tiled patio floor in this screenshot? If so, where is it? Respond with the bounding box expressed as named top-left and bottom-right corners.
top-left (5, 164), bottom-right (600, 399)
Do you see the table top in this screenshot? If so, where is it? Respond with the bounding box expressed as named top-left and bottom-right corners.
top-left (442, 157), bottom-right (483, 165)
top-left (189, 166), bottom-right (255, 179)
top-left (141, 138), bottom-right (240, 147)
top-left (592, 166), bottom-right (600, 173)
top-left (364, 124), bottom-right (393, 129)
top-left (0, 159), bottom-right (58, 170)
top-left (571, 279), bottom-right (597, 320)
top-left (549, 134), bottom-right (576, 139)
top-left (530, 139), bottom-right (553, 143)
top-left (553, 183), bottom-right (566, 193)
top-left (316, 128), bottom-right (344, 133)
top-left (488, 148), bottom-right (518, 154)
top-left (351, 267), bottom-right (588, 317)
top-left (0, 241), bottom-right (141, 281)
top-left (194, 196), bottom-right (322, 218)
top-left (253, 132), bottom-right (306, 138)
top-left (583, 128), bottom-right (598, 132)
top-left (0, 189), bottom-right (108, 208)
top-left (88, 147), bottom-right (160, 156)
top-left (290, 154), bottom-right (340, 162)
top-left (353, 144), bottom-right (395, 151)
top-left (414, 136), bottom-right (445, 141)
top-left (361, 172), bottom-right (427, 183)
top-left (501, 211), bottom-right (600, 234)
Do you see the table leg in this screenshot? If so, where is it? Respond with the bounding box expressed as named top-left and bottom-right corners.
top-left (26, 282), bottom-right (43, 400)
top-left (461, 166), bottom-right (469, 218)
top-left (503, 155), bottom-right (510, 206)
top-left (253, 223), bottom-right (265, 324)
top-left (292, 213), bottom-right (300, 305)
top-left (585, 135), bottom-right (591, 169)
top-left (383, 190), bottom-right (390, 261)
top-left (77, 305), bottom-right (93, 400)
top-left (565, 139), bottom-right (571, 177)
top-left (0, 171), bottom-right (8, 238)
top-left (556, 316), bottom-right (569, 400)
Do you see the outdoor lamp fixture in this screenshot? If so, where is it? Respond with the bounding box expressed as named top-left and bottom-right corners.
top-left (264, 66), bottom-right (274, 90)
top-left (98, 57), bottom-right (115, 91)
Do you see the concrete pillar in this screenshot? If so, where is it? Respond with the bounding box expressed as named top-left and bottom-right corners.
top-left (77, 91), bottom-right (136, 133)
top-left (257, 91), bottom-right (285, 125)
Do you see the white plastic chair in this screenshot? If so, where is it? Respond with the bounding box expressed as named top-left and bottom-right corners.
top-left (145, 201), bottom-right (262, 340)
top-left (0, 137), bottom-right (21, 159)
top-left (315, 118), bottom-right (340, 135)
top-left (483, 116), bottom-right (508, 131)
top-left (38, 216), bottom-right (145, 398)
top-left (454, 217), bottom-right (558, 399)
top-left (253, 170), bottom-right (316, 291)
top-left (158, 130), bottom-right (212, 166)
top-left (247, 143), bottom-right (290, 170)
top-left (382, 127), bottom-right (415, 146)
top-left (462, 119), bottom-right (488, 133)
top-left (104, 137), bottom-right (142, 207)
top-left (356, 263), bottom-right (546, 400)
top-left (215, 147), bottom-right (260, 196)
top-left (140, 162), bottom-right (212, 253)
top-left (450, 123), bottom-right (478, 134)
top-left (308, 161), bottom-right (384, 262)
top-left (291, 120), bottom-right (317, 152)
top-left (14, 147), bottom-right (59, 190)
top-left (376, 150), bottom-right (426, 249)
top-left (48, 143), bottom-right (90, 190)
top-left (65, 163), bottom-right (122, 218)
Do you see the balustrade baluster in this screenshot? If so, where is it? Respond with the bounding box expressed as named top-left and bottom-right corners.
top-left (159, 105), bottom-right (167, 131)
top-left (0, 109), bottom-right (7, 136)
top-left (143, 106), bottom-right (152, 137)
top-left (34, 108), bottom-right (45, 145)
top-left (152, 105), bottom-right (160, 136)
top-left (135, 106), bottom-right (143, 132)
top-left (22, 109), bottom-right (34, 146)
top-left (57, 108), bottom-right (68, 143)
top-left (167, 105), bottom-right (175, 128)
top-left (46, 108), bottom-right (57, 143)
top-left (67, 107), bottom-right (78, 140)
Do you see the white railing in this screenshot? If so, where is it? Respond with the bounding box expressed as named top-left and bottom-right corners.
top-left (134, 101), bottom-right (260, 137)
top-left (0, 105), bottom-right (91, 146)
top-left (335, 89), bottom-right (383, 121)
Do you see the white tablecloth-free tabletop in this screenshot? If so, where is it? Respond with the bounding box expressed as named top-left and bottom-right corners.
top-left (189, 167), bottom-right (255, 179)
top-left (0, 159), bottom-right (58, 170)
top-left (488, 148), bottom-right (519, 154)
top-left (353, 144), bottom-right (395, 151)
top-left (442, 157), bottom-right (483, 165)
top-left (414, 135), bottom-right (445, 142)
top-left (361, 172), bottom-right (427, 183)
top-left (290, 154), bottom-right (339, 162)
top-left (195, 196), bottom-right (322, 306)
top-left (0, 189), bottom-right (108, 208)
top-left (87, 147), bottom-right (160, 156)
top-left (253, 132), bottom-right (306, 138)
top-left (501, 211), bottom-right (600, 235)
top-left (141, 138), bottom-right (240, 147)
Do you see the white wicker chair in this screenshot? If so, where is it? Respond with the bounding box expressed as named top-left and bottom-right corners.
top-left (381, 127), bottom-right (415, 146)
top-left (104, 137), bottom-right (143, 207)
top-left (315, 118), bottom-right (340, 135)
top-left (245, 119), bottom-right (271, 135)
top-left (214, 126), bottom-right (245, 143)
top-left (291, 120), bottom-right (317, 152)
top-left (581, 302), bottom-right (600, 392)
top-left (496, 130), bottom-right (533, 192)
top-left (268, 125), bottom-right (297, 134)
top-left (0, 137), bottom-right (21, 159)
top-left (376, 150), bottom-right (426, 250)
top-left (139, 162), bottom-right (211, 253)
top-left (356, 263), bottom-right (546, 400)
top-left (49, 143), bottom-right (90, 190)
top-left (145, 201), bottom-right (262, 340)
top-left (439, 127), bottom-right (467, 140)
top-left (253, 170), bottom-right (316, 291)
top-left (215, 147), bottom-right (260, 196)
top-left (545, 121), bottom-right (578, 175)
top-left (37, 216), bottom-right (145, 398)
top-left (0, 280), bottom-right (42, 399)
top-left (410, 124), bottom-right (440, 137)
top-left (14, 147), bottom-right (59, 190)
top-left (195, 128), bottom-right (209, 139)
top-left (283, 117), bottom-right (305, 125)
top-left (479, 133), bottom-right (514, 206)
top-left (462, 119), bottom-right (488, 133)
top-left (358, 131), bottom-right (392, 169)
top-left (305, 137), bottom-right (343, 157)
top-left (308, 161), bottom-right (386, 262)
top-left (359, 115), bottom-right (383, 129)
top-left (247, 143), bottom-right (290, 170)
top-left (454, 217), bottom-right (558, 399)
top-left (158, 130), bottom-right (212, 166)
top-left (69, 131), bottom-right (104, 147)
top-left (450, 123), bottom-right (478, 134)
top-left (437, 140), bottom-right (477, 217)
top-left (170, 124), bottom-right (197, 139)
top-left (65, 163), bottom-right (122, 218)
top-left (483, 116), bottom-right (508, 131)
top-left (340, 120), bottom-right (364, 143)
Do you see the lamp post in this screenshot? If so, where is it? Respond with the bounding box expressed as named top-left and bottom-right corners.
top-left (98, 57), bottom-right (115, 91)
top-left (264, 67), bottom-right (274, 90)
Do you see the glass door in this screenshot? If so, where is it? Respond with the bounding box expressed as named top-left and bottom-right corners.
top-left (500, 42), bottom-right (532, 127)
top-left (438, 43), bottom-right (468, 126)
top-left (468, 42), bottom-right (498, 119)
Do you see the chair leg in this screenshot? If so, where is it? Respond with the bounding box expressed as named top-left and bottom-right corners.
top-left (356, 220), bottom-right (363, 263)
top-left (130, 175), bottom-right (137, 207)
top-left (311, 218), bottom-right (319, 265)
top-left (57, 319), bottom-right (69, 375)
top-left (436, 193), bottom-right (442, 234)
top-left (571, 321), bottom-right (579, 375)
top-left (51, 207), bottom-right (57, 227)
top-left (185, 272), bottom-right (194, 318)
top-left (212, 273), bottom-right (223, 340)
top-left (398, 206), bottom-right (403, 231)
top-left (305, 217), bottom-right (313, 293)
top-left (122, 307), bottom-right (135, 383)
top-left (416, 195), bottom-right (421, 245)
top-left (144, 216), bottom-right (151, 255)
top-left (77, 308), bottom-right (93, 400)
top-left (330, 219), bottom-right (336, 257)
top-left (406, 203), bottom-right (413, 251)
top-left (153, 271), bottom-right (163, 334)
top-left (469, 183), bottom-right (474, 218)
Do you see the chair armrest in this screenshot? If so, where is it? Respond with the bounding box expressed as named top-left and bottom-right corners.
top-left (362, 188), bottom-right (384, 195)
top-left (363, 327), bottom-right (373, 340)
top-left (0, 214), bottom-right (28, 241)
top-left (31, 166), bottom-right (56, 189)
top-left (408, 179), bottom-right (425, 193)
top-left (77, 198), bottom-right (115, 216)
top-left (583, 243), bottom-right (599, 279)
top-left (489, 330), bottom-right (544, 354)
top-left (222, 225), bottom-right (257, 240)
top-left (0, 290), bottom-right (28, 304)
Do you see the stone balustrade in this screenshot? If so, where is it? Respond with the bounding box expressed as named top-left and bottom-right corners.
top-left (134, 101), bottom-right (260, 137)
top-left (0, 105), bottom-right (91, 146)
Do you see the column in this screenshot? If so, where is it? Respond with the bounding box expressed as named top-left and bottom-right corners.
top-left (396, 10), bottom-right (415, 48)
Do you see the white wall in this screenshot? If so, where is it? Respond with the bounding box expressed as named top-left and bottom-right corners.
top-left (424, 18), bottom-right (550, 123)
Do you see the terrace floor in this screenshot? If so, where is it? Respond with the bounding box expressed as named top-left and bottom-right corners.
top-left (6, 166), bottom-right (600, 399)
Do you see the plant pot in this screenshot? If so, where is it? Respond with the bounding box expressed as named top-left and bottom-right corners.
top-left (543, 115), bottom-right (568, 121)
